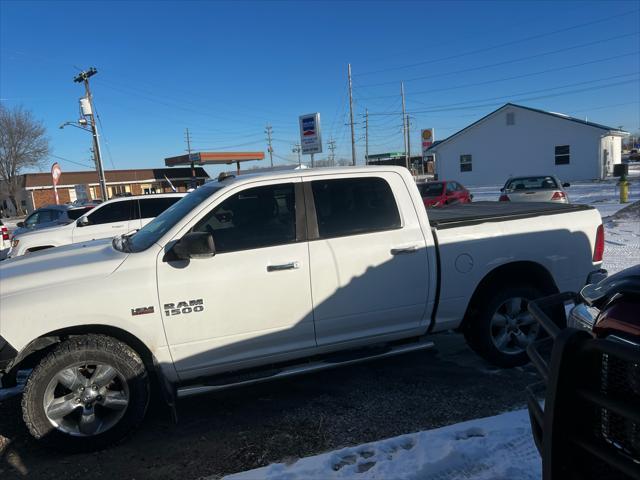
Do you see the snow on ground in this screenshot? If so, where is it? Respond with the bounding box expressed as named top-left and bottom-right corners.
top-left (223, 409), bottom-right (539, 480)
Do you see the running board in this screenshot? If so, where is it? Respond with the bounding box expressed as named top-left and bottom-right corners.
top-left (177, 339), bottom-right (435, 398)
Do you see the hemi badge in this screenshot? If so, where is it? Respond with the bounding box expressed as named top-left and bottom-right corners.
top-left (131, 306), bottom-right (155, 316)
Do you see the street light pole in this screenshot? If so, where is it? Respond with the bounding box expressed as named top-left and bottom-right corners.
top-left (73, 67), bottom-right (108, 201)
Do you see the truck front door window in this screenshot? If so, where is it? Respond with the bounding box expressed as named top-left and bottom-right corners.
top-left (193, 183), bottom-right (296, 253)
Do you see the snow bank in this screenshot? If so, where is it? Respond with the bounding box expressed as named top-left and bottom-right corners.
top-left (223, 409), bottom-right (540, 480)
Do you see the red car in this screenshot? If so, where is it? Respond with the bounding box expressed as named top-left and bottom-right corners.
top-left (418, 180), bottom-right (473, 208)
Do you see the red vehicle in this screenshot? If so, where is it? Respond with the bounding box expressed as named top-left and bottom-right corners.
top-left (527, 265), bottom-right (640, 480)
top-left (417, 180), bottom-right (473, 208)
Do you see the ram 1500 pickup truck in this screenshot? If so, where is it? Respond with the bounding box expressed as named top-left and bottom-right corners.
top-left (0, 166), bottom-right (605, 451)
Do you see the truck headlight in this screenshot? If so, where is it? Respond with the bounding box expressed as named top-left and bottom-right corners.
top-left (568, 303), bottom-right (600, 332)
top-left (11, 238), bottom-right (18, 248)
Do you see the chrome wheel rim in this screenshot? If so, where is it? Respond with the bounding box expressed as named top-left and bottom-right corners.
top-left (43, 362), bottom-right (129, 437)
top-left (490, 297), bottom-right (539, 355)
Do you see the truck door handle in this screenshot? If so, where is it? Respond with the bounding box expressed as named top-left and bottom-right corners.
top-left (267, 262), bottom-right (300, 272)
top-left (390, 246), bottom-right (419, 255)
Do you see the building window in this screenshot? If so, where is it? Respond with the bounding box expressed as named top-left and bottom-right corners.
top-left (506, 112), bottom-right (515, 125)
top-left (460, 154), bottom-right (472, 172)
top-left (555, 145), bottom-right (570, 165)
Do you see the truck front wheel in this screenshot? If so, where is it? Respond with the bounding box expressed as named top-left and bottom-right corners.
top-left (464, 285), bottom-right (543, 368)
top-left (21, 334), bottom-right (149, 452)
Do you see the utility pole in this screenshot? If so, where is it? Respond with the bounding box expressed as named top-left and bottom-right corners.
top-left (365, 108), bottom-right (369, 165)
top-left (73, 67), bottom-right (107, 201)
top-left (265, 124), bottom-right (274, 168)
top-left (292, 143), bottom-right (302, 167)
top-left (348, 63), bottom-right (357, 166)
top-left (401, 81), bottom-right (409, 170)
top-left (184, 128), bottom-right (196, 188)
top-left (406, 114), bottom-right (411, 172)
top-left (328, 138), bottom-right (337, 166)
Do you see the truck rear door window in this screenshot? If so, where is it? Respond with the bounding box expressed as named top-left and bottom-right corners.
top-left (311, 177), bottom-right (401, 239)
top-left (139, 197), bottom-right (181, 219)
top-left (194, 183), bottom-right (296, 253)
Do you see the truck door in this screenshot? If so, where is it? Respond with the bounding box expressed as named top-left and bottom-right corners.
top-left (72, 199), bottom-right (136, 243)
top-left (157, 180), bottom-right (316, 378)
top-left (305, 172), bottom-right (429, 346)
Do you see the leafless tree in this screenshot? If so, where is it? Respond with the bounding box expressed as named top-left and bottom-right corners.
top-left (0, 104), bottom-right (50, 214)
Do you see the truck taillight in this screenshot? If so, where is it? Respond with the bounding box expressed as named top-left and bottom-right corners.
top-left (593, 224), bottom-right (605, 262)
top-left (1, 227), bottom-right (8, 241)
top-left (499, 194), bottom-right (510, 201)
top-left (551, 191), bottom-right (566, 201)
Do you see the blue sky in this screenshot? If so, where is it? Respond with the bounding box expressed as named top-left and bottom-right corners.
top-left (1, 0), bottom-right (639, 176)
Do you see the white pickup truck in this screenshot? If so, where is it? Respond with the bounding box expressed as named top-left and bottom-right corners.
top-left (0, 166), bottom-right (605, 451)
top-left (8, 194), bottom-right (184, 257)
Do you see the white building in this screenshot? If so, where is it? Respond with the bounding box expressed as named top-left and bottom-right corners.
top-left (428, 103), bottom-right (628, 186)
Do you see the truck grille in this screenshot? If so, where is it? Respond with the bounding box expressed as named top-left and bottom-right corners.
top-left (595, 353), bottom-right (640, 462)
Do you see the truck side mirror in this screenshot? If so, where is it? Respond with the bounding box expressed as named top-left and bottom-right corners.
top-left (16, 221), bottom-right (25, 228)
top-left (77, 216), bottom-right (90, 227)
top-left (172, 232), bottom-right (215, 260)
top-left (562, 182), bottom-right (570, 188)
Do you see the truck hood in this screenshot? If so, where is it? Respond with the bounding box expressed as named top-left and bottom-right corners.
top-left (12, 221), bottom-right (73, 240)
top-left (0, 239), bottom-right (128, 297)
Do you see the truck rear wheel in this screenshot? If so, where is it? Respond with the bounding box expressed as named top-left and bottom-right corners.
top-left (464, 285), bottom-right (543, 368)
top-left (22, 334), bottom-right (149, 452)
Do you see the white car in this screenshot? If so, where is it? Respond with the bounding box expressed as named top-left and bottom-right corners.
top-left (499, 175), bottom-right (570, 203)
top-left (8, 193), bottom-right (185, 257)
top-left (0, 167), bottom-right (604, 451)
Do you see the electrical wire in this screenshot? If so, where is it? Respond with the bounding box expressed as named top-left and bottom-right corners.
top-left (355, 9), bottom-right (639, 76)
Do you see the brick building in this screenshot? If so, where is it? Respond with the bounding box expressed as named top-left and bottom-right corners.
top-left (1, 167), bottom-right (209, 215)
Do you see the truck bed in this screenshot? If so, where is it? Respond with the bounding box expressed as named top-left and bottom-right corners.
top-left (428, 201), bottom-right (593, 229)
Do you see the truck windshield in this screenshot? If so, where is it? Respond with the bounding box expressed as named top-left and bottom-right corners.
top-left (126, 185), bottom-right (223, 252)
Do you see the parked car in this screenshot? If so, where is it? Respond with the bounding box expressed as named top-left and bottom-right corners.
top-left (527, 265), bottom-right (639, 480)
top-left (418, 180), bottom-right (472, 207)
top-left (11, 204), bottom-right (96, 238)
top-left (0, 166), bottom-right (604, 451)
top-left (0, 220), bottom-right (9, 251)
top-left (499, 175), bottom-right (570, 203)
top-left (8, 193), bottom-right (184, 257)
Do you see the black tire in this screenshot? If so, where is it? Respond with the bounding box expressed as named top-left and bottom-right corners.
top-left (464, 285), bottom-right (544, 368)
top-left (22, 334), bottom-right (149, 452)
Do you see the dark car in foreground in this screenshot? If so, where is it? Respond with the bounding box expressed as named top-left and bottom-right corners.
top-left (417, 180), bottom-right (472, 208)
top-left (12, 204), bottom-right (95, 237)
top-left (526, 265), bottom-right (640, 480)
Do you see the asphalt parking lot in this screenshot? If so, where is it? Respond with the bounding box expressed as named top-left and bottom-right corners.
top-left (0, 332), bottom-right (539, 479)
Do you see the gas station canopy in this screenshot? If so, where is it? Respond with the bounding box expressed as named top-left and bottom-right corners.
top-left (165, 152), bottom-right (264, 173)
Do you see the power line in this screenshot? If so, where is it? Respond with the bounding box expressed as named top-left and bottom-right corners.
top-left (367, 72), bottom-right (640, 115)
top-left (49, 154), bottom-right (94, 169)
top-left (356, 9), bottom-right (639, 76)
top-left (359, 51), bottom-right (640, 100)
top-left (359, 31), bottom-right (640, 88)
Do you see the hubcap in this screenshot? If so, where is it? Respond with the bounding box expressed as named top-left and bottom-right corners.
top-left (489, 296), bottom-right (539, 355)
top-left (43, 362), bottom-right (129, 436)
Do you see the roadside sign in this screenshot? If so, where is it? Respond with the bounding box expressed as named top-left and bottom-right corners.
top-left (421, 129), bottom-right (434, 157)
top-left (51, 162), bottom-right (62, 205)
top-left (299, 113), bottom-right (322, 154)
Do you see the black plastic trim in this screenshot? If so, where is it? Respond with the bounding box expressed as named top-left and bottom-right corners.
top-left (0, 336), bottom-right (18, 372)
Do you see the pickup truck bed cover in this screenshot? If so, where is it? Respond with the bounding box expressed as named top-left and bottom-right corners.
top-left (428, 201), bottom-right (593, 229)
